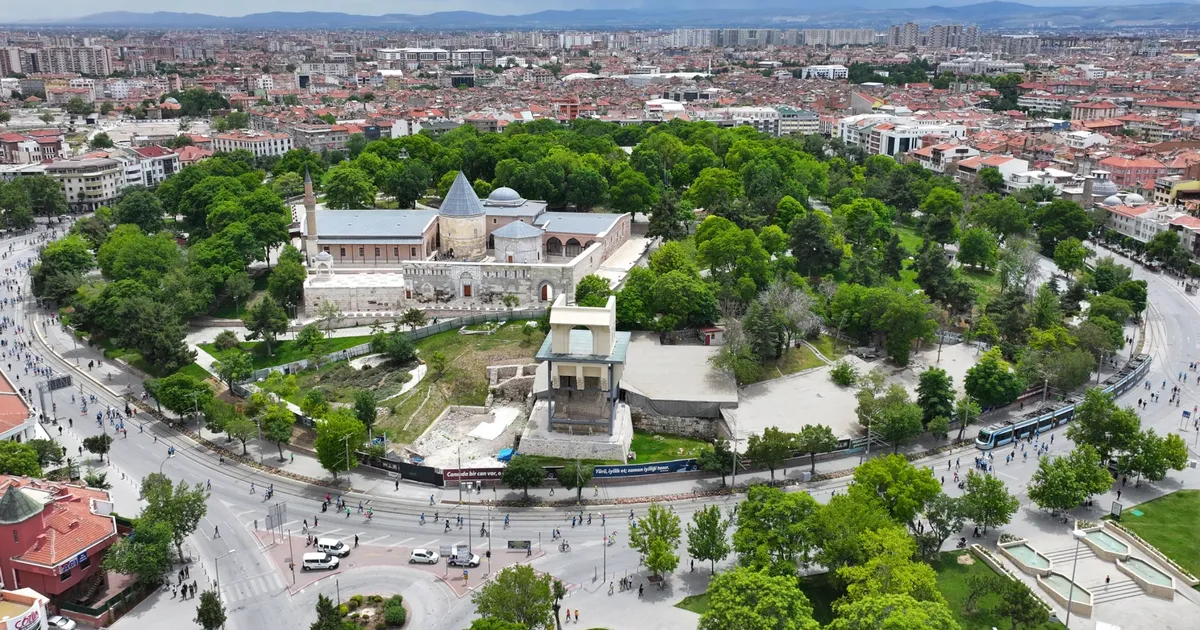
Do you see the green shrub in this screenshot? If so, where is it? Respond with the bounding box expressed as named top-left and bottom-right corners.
top-left (386, 594), bottom-right (404, 608)
top-left (384, 605), bottom-right (406, 626)
top-left (368, 594), bottom-right (384, 603)
top-left (349, 594), bottom-right (364, 607)
top-left (338, 604), bottom-right (349, 616)
top-left (830, 360), bottom-right (858, 387)
top-left (347, 599), bottom-right (360, 611)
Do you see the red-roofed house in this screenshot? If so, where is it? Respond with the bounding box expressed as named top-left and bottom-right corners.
top-left (1099, 156), bottom-right (1167, 187)
top-left (0, 477), bottom-right (117, 600)
top-left (131, 145), bottom-right (180, 187)
top-left (0, 132), bottom-right (66, 165)
top-left (1071, 101), bottom-right (1118, 121)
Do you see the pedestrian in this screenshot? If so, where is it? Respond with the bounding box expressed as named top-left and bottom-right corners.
top-left (1117, 490), bottom-right (1122, 500)
top-left (1105, 575), bottom-right (1111, 587)
top-left (214, 525), bottom-right (220, 538)
top-left (172, 586), bottom-right (177, 599)
top-left (354, 534), bottom-right (359, 547)
top-left (638, 584), bottom-right (644, 598)
top-left (395, 479), bottom-right (400, 491)
top-left (574, 610), bottom-right (579, 622)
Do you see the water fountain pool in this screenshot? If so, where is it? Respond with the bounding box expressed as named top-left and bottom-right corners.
top-left (1086, 530), bottom-right (1129, 555)
top-left (1041, 573), bottom-right (1091, 603)
top-left (1004, 544), bottom-right (1051, 570)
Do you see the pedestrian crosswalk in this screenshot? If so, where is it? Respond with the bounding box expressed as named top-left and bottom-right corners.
top-left (223, 570), bottom-right (286, 605)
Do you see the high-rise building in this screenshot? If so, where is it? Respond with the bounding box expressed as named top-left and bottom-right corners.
top-left (889, 23), bottom-right (920, 47)
top-left (32, 46), bottom-right (113, 76)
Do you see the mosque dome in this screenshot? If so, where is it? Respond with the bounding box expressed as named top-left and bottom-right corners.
top-left (488, 187), bottom-right (523, 202)
top-left (1102, 195), bottom-right (1122, 207)
top-left (439, 171), bottom-right (486, 217)
top-left (1125, 193), bottom-right (1146, 206)
top-left (1091, 176), bottom-right (1119, 199)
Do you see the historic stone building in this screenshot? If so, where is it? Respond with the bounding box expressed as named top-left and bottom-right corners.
top-left (300, 170), bottom-right (635, 314)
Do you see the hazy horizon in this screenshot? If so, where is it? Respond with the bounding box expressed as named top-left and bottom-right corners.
top-left (5, 0), bottom-right (1174, 23)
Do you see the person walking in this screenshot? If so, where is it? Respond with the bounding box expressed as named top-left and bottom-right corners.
top-left (213, 526), bottom-right (220, 538)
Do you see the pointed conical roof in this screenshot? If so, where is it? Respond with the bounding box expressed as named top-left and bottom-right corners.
top-left (0, 485), bottom-right (42, 525)
top-left (439, 171), bottom-right (485, 217)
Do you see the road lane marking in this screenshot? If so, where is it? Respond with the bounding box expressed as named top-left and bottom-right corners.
top-left (387, 537), bottom-right (414, 547)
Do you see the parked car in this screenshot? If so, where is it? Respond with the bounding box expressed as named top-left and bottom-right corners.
top-left (49, 616), bottom-right (78, 630)
top-left (409, 549), bottom-right (440, 564)
top-left (448, 553), bottom-right (481, 568)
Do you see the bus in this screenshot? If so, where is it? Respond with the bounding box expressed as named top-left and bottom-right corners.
top-left (975, 354), bottom-right (1151, 450)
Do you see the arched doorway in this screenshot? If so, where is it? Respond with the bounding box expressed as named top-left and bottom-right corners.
top-left (504, 247), bottom-right (515, 263)
top-left (584, 240), bottom-right (595, 250)
top-left (539, 282), bottom-right (555, 302)
top-left (487, 234), bottom-right (495, 250)
top-left (459, 272), bottom-right (474, 298)
top-left (565, 238), bottom-right (582, 257)
top-left (545, 237), bottom-right (563, 256)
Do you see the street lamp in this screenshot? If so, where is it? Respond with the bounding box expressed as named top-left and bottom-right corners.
top-left (214, 548), bottom-right (237, 629)
top-left (159, 453), bottom-right (171, 475)
top-left (1064, 529), bottom-right (1087, 628)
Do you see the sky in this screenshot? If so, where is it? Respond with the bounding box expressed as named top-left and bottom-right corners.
top-left (6, 0), bottom-right (1156, 22)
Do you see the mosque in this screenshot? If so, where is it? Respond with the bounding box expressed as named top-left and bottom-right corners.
top-left (298, 170), bottom-right (640, 314)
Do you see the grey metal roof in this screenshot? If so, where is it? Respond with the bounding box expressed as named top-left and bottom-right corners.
top-left (482, 200), bottom-right (546, 218)
top-left (439, 171), bottom-right (486, 217)
top-left (491, 221), bottom-right (544, 239)
top-left (534, 212), bottom-right (624, 237)
top-left (535, 329), bottom-right (631, 364)
top-left (488, 187), bottom-right (523, 202)
top-left (314, 209), bottom-right (438, 238)
top-left (0, 485), bottom-right (41, 525)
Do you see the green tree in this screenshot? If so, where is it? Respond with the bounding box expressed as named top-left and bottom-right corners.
top-left (978, 166), bottom-right (1006, 194)
top-left (687, 504), bottom-right (731, 574)
top-left (1053, 237), bottom-right (1091, 275)
top-left (555, 461), bottom-right (594, 503)
top-left (471, 565), bottom-right (555, 630)
top-left (294, 324), bottom-right (325, 361)
top-left (313, 409), bottom-right (366, 480)
top-left (150, 372), bottom-right (213, 418)
top-left (115, 188), bottom-right (165, 234)
top-left (1066, 388), bottom-right (1140, 463)
top-left (300, 389), bottom-right (330, 420)
top-left (696, 438), bottom-right (736, 486)
top-left (745, 426), bottom-right (794, 482)
top-left (400, 307), bottom-right (427, 329)
top-left (26, 439), bottom-right (62, 467)
top-left (261, 404), bottom-right (296, 460)
top-left (647, 189), bottom-right (690, 241)
top-left (310, 593), bottom-right (345, 630)
top-left (381, 159), bottom-right (431, 209)
top-left (1088, 293), bottom-right (1133, 325)
top-left (104, 519), bottom-right (172, 588)
top-left (18, 175), bottom-right (68, 221)
top-left (427, 350), bottom-right (448, 378)
top-left (223, 272), bottom-right (254, 316)
top-left (1028, 445), bottom-right (1113, 512)
top-left (322, 163), bottom-right (377, 209)
top-left (268, 247), bottom-right (307, 308)
top-left (82, 433), bottom-right (114, 463)
top-left (0, 442), bottom-right (41, 476)
top-left (140, 473), bottom-right (209, 562)
top-left (733, 485), bottom-right (819, 575)
top-left (838, 525), bottom-right (944, 604)
top-left (916, 492), bottom-right (965, 559)
top-left (628, 503), bottom-right (682, 579)
top-left (997, 580), bottom-right (1047, 630)
top-left (1146, 230), bottom-right (1187, 267)
top-left (794, 424), bottom-right (837, 475)
top-left (1124, 429), bottom-right (1190, 484)
top-left (502, 455), bottom-right (546, 500)
top-left (916, 368), bottom-right (955, 428)
top-left (352, 389), bottom-right (377, 431)
top-left (212, 349), bottom-right (252, 389)
top-left (964, 348), bottom-right (1025, 408)
top-left (345, 133), bottom-right (367, 159)
top-left (574, 274), bottom-right (611, 307)
top-left (194, 590), bottom-right (227, 630)
top-left (960, 471), bottom-right (1019, 534)
top-left (957, 227), bottom-right (999, 270)
top-left (698, 566), bottom-right (821, 630)
top-left (828, 593), bottom-right (959, 630)
top-left (225, 413), bottom-right (257, 455)
top-left (789, 211), bottom-right (842, 277)
top-left (90, 131), bottom-right (115, 149)
top-left (241, 295), bottom-right (288, 356)
top-left (811, 493), bottom-right (896, 571)
top-left (849, 454), bottom-right (941, 528)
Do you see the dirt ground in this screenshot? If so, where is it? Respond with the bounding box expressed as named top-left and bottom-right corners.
top-left (408, 404), bottom-right (527, 469)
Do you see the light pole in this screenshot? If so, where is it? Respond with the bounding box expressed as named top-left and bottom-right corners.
top-left (1065, 529), bottom-right (1087, 628)
top-left (730, 413), bottom-right (738, 490)
top-left (159, 453), bottom-right (171, 475)
top-left (214, 547), bottom-right (237, 629)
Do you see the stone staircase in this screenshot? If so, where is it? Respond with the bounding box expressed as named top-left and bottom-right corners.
top-left (1042, 546), bottom-right (1098, 564)
top-left (1090, 579), bottom-right (1144, 604)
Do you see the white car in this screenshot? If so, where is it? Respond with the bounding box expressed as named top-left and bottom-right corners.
top-left (409, 549), bottom-right (439, 564)
top-left (49, 616), bottom-right (78, 630)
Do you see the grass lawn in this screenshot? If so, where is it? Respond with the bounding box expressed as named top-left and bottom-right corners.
top-left (176, 363), bottom-right (215, 383)
top-left (930, 551), bottom-right (1058, 630)
top-left (675, 592), bottom-right (710, 615)
top-left (961, 267), bottom-right (1002, 307)
top-left (895, 224), bottom-right (924, 255)
top-left (1116, 490), bottom-right (1200, 579)
top-left (379, 321), bottom-right (545, 445)
top-left (199, 335), bottom-right (374, 370)
top-left (749, 334), bottom-right (844, 384)
top-left (629, 431), bottom-right (710, 462)
top-left (807, 334), bottom-right (844, 362)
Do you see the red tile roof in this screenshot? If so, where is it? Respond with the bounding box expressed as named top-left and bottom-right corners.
top-left (0, 477), bottom-right (115, 569)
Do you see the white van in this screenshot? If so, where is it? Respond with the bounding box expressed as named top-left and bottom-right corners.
top-left (316, 538), bottom-right (350, 557)
top-left (302, 552), bottom-right (339, 571)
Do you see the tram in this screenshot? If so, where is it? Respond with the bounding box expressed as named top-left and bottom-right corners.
top-left (975, 353), bottom-right (1151, 450)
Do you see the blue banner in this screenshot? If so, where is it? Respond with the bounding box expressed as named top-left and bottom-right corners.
top-left (594, 459), bottom-right (697, 478)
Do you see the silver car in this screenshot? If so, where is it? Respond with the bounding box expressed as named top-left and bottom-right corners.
top-left (49, 616), bottom-right (78, 630)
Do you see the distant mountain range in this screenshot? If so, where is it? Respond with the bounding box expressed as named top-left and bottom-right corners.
top-left (10, 2), bottom-right (1200, 30)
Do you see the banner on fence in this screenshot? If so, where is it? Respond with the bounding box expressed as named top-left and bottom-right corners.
top-left (361, 455), bottom-right (444, 486)
top-left (593, 459), bottom-right (697, 478)
top-left (507, 540), bottom-right (532, 551)
top-left (442, 467), bottom-right (504, 482)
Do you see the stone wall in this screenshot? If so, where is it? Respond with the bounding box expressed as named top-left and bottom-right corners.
top-left (518, 400), bottom-right (631, 462)
top-left (631, 410), bottom-right (720, 440)
top-left (488, 362), bottom-right (539, 403)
